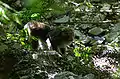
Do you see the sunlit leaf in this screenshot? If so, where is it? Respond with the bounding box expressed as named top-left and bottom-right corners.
top-left (86, 2), bottom-right (93, 8)
top-left (21, 41), bottom-right (25, 45)
top-left (31, 13), bottom-right (39, 17)
top-left (85, 54), bottom-right (88, 58)
top-left (73, 48), bottom-right (81, 57)
top-left (6, 33), bottom-right (12, 39)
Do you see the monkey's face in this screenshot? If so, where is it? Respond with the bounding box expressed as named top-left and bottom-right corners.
top-left (62, 28), bottom-right (74, 41)
top-left (50, 27), bottom-right (74, 47)
top-left (61, 28), bottom-right (74, 42)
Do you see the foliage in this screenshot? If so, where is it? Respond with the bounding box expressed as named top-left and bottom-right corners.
top-left (1, 0), bottom-right (120, 79)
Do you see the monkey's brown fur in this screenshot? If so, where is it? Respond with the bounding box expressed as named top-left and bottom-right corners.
top-left (24, 21), bottom-right (50, 50)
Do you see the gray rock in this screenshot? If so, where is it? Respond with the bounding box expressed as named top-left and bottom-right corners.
top-left (88, 27), bottom-right (104, 35)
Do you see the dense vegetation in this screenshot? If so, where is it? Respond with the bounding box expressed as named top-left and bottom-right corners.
top-left (0, 0), bottom-right (120, 79)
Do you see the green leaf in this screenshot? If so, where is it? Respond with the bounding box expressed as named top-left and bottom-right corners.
top-left (13, 43), bottom-right (21, 49)
top-left (12, 13), bottom-right (22, 25)
top-left (0, 44), bottom-right (8, 52)
top-left (21, 42), bottom-right (25, 45)
top-left (31, 13), bottom-right (39, 18)
top-left (73, 48), bottom-right (81, 57)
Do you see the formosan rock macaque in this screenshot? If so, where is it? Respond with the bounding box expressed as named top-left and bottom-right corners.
top-left (24, 21), bottom-right (74, 55)
top-left (49, 27), bottom-right (74, 54)
top-left (24, 21), bottom-right (50, 50)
